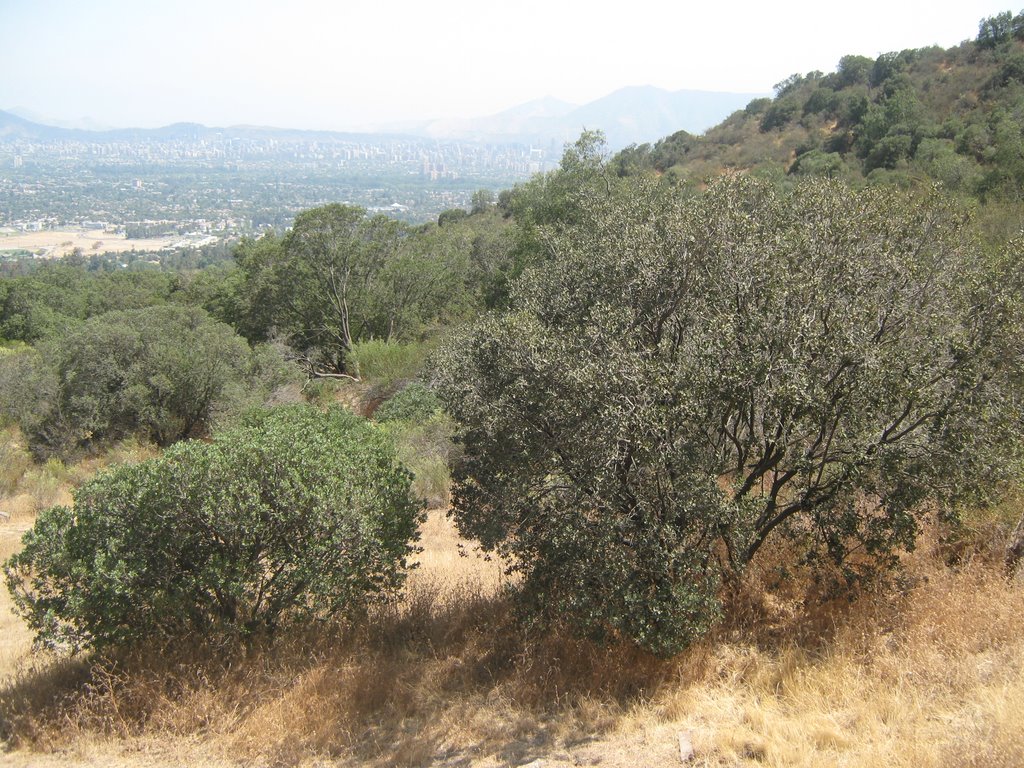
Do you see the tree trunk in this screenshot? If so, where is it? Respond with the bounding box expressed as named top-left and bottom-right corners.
top-left (1006, 509), bottom-right (1024, 576)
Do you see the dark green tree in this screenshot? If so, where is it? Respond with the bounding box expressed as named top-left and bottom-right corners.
top-left (832, 55), bottom-right (874, 88)
top-left (497, 131), bottom-right (620, 290)
top-left (438, 208), bottom-right (470, 227)
top-left (218, 233), bottom-right (287, 343)
top-left (471, 189), bottom-right (495, 214)
top-left (0, 265), bottom-right (177, 343)
top-left (371, 225), bottom-right (474, 341)
top-left (279, 205), bottom-right (405, 373)
top-left (435, 175), bottom-right (1024, 656)
top-left (0, 305), bottom-right (252, 456)
top-left (978, 11), bottom-right (1015, 48)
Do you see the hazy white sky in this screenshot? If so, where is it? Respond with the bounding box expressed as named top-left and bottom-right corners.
top-left (0, 0), bottom-right (1014, 130)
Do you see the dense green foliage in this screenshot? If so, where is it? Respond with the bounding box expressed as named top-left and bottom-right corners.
top-left (497, 132), bottom-right (626, 283)
top-left (4, 406), bottom-right (423, 651)
top-left (225, 204), bottom-right (508, 376)
top-left (346, 339), bottom-right (435, 385)
top-left (373, 382), bottom-right (443, 424)
top-left (0, 305), bottom-right (290, 457)
top-left (435, 173), bottom-right (1024, 656)
top-left (0, 266), bottom-right (180, 343)
top-left (0, 198), bottom-right (511, 456)
top-left (6, 17), bottom-right (1024, 659)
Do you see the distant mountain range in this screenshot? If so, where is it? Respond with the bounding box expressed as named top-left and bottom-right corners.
top-left (6, 107), bottom-right (114, 132)
top-left (371, 86), bottom-right (766, 148)
top-left (0, 109), bottom-right (411, 144)
top-left (2, 85), bottom-right (765, 150)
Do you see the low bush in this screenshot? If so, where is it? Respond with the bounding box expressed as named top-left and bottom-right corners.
top-left (373, 382), bottom-right (442, 424)
top-left (17, 458), bottom-right (70, 510)
top-left (4, 405), bottom-right (424, 651)
top-left (0, 305), bottom-right (256, 458)
top-left (346, 340), bottom-right (433, 385)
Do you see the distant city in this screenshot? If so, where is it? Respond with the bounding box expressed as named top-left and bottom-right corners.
top-left (0, 115), bottom-right (561, 260)
top-left (0, 86), bottom-right (759, 260)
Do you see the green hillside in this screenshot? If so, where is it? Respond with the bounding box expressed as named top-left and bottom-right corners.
top-left (615, 10), bottom-right (1024, 213)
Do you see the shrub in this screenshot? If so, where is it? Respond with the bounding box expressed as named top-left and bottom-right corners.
top-left (212, 340), bottom-right (304, 427)
top-left (0, 426), bottom-right (31, 495)
top-left (4, 405), bottom-right (423, 651)
top-left (301, 376), bottom-right (351, 409)
top-left (435, 176), bottom-right (1024, 656)
top-left (373, 382), bottom-right (443, 423)
top-left (373, 383), bottom-right (454, 508)
top-left (0, 345), bottom-right (56, 440)
top-left (379, 413), bottom-right (458, 509)
top-left (789, 149), bottom-right (847, 178)
top-left (760, 100), bottom-right (800, 131)
top-left (0, 305), bottom-right (254, 457)
top-left (18, 457), bottom-right (70, 509)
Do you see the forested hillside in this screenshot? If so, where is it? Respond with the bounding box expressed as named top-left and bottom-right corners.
top-left (614, 10), bottom-right (1024, 222)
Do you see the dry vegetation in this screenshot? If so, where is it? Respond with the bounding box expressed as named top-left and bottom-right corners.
top-left (1, 428), bottom-right (1023, 767)
top-left (0, 229), bottom-right (176, 258)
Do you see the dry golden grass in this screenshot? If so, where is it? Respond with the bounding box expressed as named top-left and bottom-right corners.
top-left (647, 553), bottom-right (1024, 767)
top-left (0, 429), bottom-right (158, 522)
top-left (0, 229), bottom-right (176, 258)
top-left (0, 431), bottom-right (162, 744)
top-left (1, 491), bottom-right (1023, 766)
top-left (0, 521), bottom-right (35, 696)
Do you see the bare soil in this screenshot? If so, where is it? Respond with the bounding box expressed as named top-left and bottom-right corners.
top-left (0, 230), bottom-right (176, 258)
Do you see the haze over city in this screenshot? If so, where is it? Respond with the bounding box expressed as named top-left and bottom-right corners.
top-left (1, 0), bottom-right (1013, 131)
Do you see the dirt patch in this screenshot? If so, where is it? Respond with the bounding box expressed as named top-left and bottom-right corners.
top-left (0, 230), bottom-right (176, 258)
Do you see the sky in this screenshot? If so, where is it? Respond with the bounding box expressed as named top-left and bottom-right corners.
top-left (0, 0), bottom-right (1015, 131)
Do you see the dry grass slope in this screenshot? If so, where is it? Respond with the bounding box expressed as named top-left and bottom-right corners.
top-left (1, 432), bottom-right (1022, 767)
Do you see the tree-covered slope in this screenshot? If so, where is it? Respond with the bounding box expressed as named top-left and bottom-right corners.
top-left (615, 11), bottom-right (1024, 206)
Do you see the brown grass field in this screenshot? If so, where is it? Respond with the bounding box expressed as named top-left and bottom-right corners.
top-left (1, 433), bottom-right (1023, 767)
top-left (0, 229), bottom-right (176, 258)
